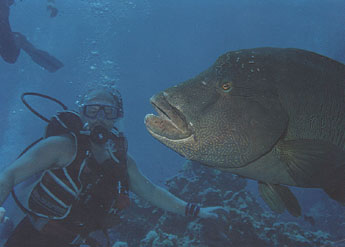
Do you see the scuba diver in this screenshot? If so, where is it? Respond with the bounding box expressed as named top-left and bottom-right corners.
top-left (0, 87), bottom-right (224, 247)
top-left (0, 0), bottom-right (63, 72)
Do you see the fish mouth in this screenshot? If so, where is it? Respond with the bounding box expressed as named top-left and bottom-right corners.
top-left (145, 93), bottom-right (193, 141)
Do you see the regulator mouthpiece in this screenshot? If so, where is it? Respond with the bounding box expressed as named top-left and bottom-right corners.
top-left (90, 125), bottom-right (110, 144)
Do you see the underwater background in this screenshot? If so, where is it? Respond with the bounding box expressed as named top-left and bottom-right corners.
top-left (0, 0), bottom-right (345, 246)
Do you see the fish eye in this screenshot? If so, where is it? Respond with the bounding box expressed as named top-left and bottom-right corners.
top-left (221, 82), bottom-right (232, 92)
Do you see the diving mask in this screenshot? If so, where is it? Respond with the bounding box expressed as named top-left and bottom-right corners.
top-left (83, 104), bottom-right (119, 120)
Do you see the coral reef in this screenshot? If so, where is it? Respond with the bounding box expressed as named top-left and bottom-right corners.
top-left (110, 161), bottom-right (335, 247)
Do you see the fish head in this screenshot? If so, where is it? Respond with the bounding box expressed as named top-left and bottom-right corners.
top-left (145, 49), bottom-right (288, 169)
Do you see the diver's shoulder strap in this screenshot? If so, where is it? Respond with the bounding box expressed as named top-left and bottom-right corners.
top-left (45, 111), bottom-right (83, 138)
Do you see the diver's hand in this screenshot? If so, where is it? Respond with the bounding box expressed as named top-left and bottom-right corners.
top-left (0, 207), bottom-right (9, 223)
top-left (199, 206), bottom-right (228, 219)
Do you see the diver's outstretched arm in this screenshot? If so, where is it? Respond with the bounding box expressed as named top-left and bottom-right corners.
top-left (127, 155), bottom-right (225, 219)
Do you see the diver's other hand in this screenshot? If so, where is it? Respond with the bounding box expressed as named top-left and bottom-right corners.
top-left (0, 207), bottom-right (9, 223)
top-left (199, 206), bottom-right (228, 219)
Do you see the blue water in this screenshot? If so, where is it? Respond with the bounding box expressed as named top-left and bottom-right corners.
top-left (1, 0), bottom-right (345, 245)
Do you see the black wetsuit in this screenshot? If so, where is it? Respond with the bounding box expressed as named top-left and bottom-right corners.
top-left (5, 217), bottom-right (69, 247)
top-left (5, 152), bottom-right (129, 247)
top-left (4, 112), bottom-right (130, 247)
top-left (0, 0), bottom-right (20, 63)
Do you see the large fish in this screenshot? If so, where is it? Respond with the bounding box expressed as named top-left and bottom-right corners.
top-left (145, 47), bottom-right (345, 217)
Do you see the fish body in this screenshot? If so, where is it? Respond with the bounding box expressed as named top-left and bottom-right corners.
top-left (145, 47), bottom-right (345, 216)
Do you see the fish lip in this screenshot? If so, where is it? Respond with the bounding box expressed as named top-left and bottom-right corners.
top-left (145, 93), bottom-right (193, 140)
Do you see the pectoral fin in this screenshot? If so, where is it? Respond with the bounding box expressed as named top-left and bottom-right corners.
top-left (277, 140), bottom-right (345, 187)
top-left (258, 182), bottom-right (301, 217)
top-left (322, 165), bottom-right (345, 203)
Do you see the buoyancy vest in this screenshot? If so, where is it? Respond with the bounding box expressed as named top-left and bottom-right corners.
top-left (26, 111), bottom-right (130, 231)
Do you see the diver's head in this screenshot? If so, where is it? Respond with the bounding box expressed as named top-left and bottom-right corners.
top-left (79, 87), bottom-right (124, 136)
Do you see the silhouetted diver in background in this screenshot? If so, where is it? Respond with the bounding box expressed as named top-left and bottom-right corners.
top-left (0, 0), bottom-right (63, 72)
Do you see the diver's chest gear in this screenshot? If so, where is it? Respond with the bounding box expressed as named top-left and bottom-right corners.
top-left (26, 111), bottom-right (130, 223)
top-left (66, 154), bottom-right (129, 230)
